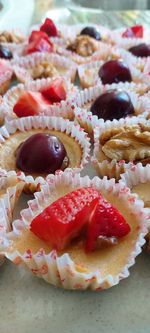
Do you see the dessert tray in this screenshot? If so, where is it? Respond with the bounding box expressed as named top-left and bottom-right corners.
top-left (0, 17), bottom-right (150, 333)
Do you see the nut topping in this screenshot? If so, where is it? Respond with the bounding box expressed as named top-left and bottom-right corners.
top-left (67, 35), bottom-right (98, 57)
top-left (0, 31), bottom-right (24, 43)
top-left (31, 61), bottom-right (59, 79)
top-left (100, 124), bottom-right (150, 162)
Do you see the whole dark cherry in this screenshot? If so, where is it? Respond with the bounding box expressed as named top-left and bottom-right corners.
top-left (128, 43), bottom-right (150, 57)
top-left (90, 89), bottom-right (134, 121)
top-left (98, 60), bottom-right (132, 84)
top-left (80, 26), bottom-right (101, 41)
top-left (0, 45), bottom-right (13, 59)
top-left (16, 133), bottom-right (69, 174)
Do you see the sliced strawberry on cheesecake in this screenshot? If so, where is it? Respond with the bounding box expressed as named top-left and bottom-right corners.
top-left (13, 91), bottom-right (51, 118)
top-left (40, 78), bottom-right (67, 103)
top-left (40, 18), bottom-right (58, 37)
top-left (24, 35), bottom-right (54, 55)
top-left (122, 25), bottom-right (143, 38)
top-left (86, 195), bottom-right (131, 252)
top-left (30, 187), bottom-right (99, 251)
top-left (29, 30), bottom-right (49, 43)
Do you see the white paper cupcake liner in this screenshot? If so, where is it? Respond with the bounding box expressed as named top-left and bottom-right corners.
top-left (92, 116), bottom-right (150, 180)
top-left (11, 52), bottom-right (77, 84)
top-left (1, 170), bottom-right (149, 289)
top-left (0, 77), bottom-right (78, 122)
top-left (72, 85), bottom-right (150, 137)
top-left (78, 58), bottom-right (150, 88)
top-left (0, 116), bottom-right (90, 175)
top-left (120, 163), bottom-right (150, 252)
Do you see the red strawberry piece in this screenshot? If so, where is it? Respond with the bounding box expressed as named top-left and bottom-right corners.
top-left (122, 25), bottom-right (143, 38)
top-left (86, 195), bottom-right (131, 252)
top-left (40, 18), bottom-right (58, 37)
top-left (40, 78), bottom-right (67, 103)
top-left (13, 91), bottom-right (51, 118)
top-left (30, 187), bottom-right (99, 251)
top-left (24, 36), bottom-right (53, 55)
top-left (29, 30), bottom-right (49, 43)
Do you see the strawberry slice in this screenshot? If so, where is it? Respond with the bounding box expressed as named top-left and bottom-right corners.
top-left (86, 195), bottom-right (131, 252)
top-left (40, 78), bottom-right (67, 103)
top-left (29, 30), bottom-right (49, 43)
top-left (30, 187), bottom-right (99, 251)
top-left (122, 25), bottom-right (143, 38)
top-left (13, 91), bottom-right (51, 118)
top-left (24, 36), bottom-right (53, 55)
top-left (40, 18), bottom-right (58, 37)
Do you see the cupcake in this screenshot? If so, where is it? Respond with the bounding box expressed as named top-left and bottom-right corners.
top-left (120, 164), bottom-right (150, 252)
top-left (92, 117), bottom-right (150, 180)
top-left (1, 171), bottom-right (149, 289)
top-left (0, 116), bottom-right (90, 180)
top-left (1, 77), bottom-right (78, 122)
top-left (78, 58), bottom-right (150, 88)
top-left (11, 52), bottom-right (77, 84)
top-left (73, 85), bottom-right (150, 138)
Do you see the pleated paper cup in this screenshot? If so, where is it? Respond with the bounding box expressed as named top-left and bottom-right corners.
top-left (0, 115), bottom-right (91, 178)
top-left (120, 163), bottom-right (150, 253)
top-left (0, 77), bottom-right (78, 122)
top-left (73, 85), bottom-right (150, 138)
top-left (92, 117), bottom-right (150, 180)
top-left (1, 170), bottom-right (149, 289)
top-left (11, 52), bottom-right (77, 84)
top-left (0, 60), bottom-right (14, 107)
top-left (78, 59), bottom-right (150, 88)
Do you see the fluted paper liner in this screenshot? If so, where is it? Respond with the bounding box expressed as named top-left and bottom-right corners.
top-left (73, 85), bottom-right (150, 137)
top-left (92, 116), bottom-right (150, 180)
top-left (120, 164), bottom-right (150, 252)
top-left (1, 77), bottom-right (78, 122)
top-left (0, 170), bottom-right (149, 289)
top-left (0, 116), bottom-right (90, 174)
top-left (11, 52), bottom-right (77, 84)
top-left (78, 58), bottom-right (150, 88)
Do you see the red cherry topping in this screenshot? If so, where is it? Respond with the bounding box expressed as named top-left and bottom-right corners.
top-left (98, 60), bottom-right (132, 84)
top-left (90, 89), bottom-right (134, 121)
top-left (128, 43), bottom-right (150, 57)
top-left (16, 133), bottom-right (68, 174)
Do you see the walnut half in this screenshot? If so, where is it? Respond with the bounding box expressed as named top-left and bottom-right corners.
top-left (100, 123), bottom-right (150, 162)
top-left (67, 35), bottom-right (98, 57)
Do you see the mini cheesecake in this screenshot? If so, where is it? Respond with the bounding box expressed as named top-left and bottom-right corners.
top-left (93, 117), bottom-right (150, 180)
top-left (1, 171), bottom-right (149, 289)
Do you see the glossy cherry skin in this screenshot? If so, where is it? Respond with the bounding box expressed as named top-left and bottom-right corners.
top-left (98, 60), bottom-right (132, 84)
top-left (16, 133), bottom-right (68, 174)
top-left (80, 26), bottom-right (101, 40)
top-left (0, 45), bottom-right (12, 59)
top-left (90, 89), bottom-right (134, 121)
top-left (128, 43), bottom-right (150, 57)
